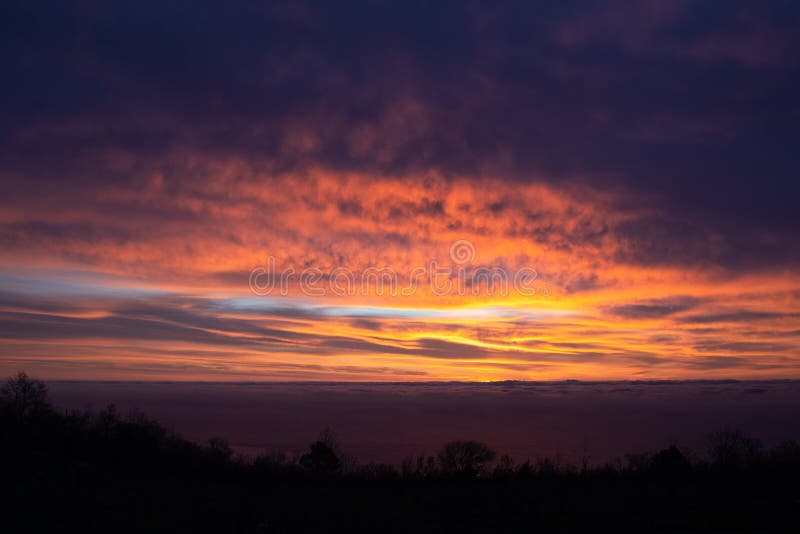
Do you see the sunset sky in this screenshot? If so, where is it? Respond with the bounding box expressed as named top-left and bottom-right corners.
top-left (1, 1), bottom-right (799, 381)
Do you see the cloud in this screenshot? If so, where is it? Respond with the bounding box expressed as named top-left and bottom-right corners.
top-left (1, 1), bottom-right (799, 380)
top-left (607, 297), bottom-right (701, 319)
top-left (1, 1), bottom-right (798, 270)
top-left (679, 310), bottom-right (799, 324)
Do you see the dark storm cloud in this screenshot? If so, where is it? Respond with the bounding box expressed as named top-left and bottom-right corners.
top-left (1, 0), bottom-right (799, 270)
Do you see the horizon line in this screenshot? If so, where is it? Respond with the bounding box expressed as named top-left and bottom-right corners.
top-left (40, 378), bottom-right (800, 386)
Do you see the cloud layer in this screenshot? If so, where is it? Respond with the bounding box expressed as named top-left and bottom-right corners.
top-left (1, 1), bottom-right (799, 380)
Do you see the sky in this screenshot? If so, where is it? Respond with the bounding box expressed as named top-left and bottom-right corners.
top-left (1, 0), bottom-right (799, 381)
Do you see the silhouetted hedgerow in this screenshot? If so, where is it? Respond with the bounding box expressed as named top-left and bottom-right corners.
top-left (2, 373), bottom-right (799, 533)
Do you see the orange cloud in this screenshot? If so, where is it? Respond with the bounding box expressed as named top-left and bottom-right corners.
top-left (1, 155), bottom-right (799, 381)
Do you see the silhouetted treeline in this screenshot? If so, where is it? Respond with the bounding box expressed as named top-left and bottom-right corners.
top-left (2, 373), bottom-right (799, 533)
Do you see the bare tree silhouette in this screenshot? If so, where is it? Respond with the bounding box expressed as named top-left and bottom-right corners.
top-left (0, 371), bottom-right (52, 422)
top-left (437, 440), bottom-right (496, 478)
top-left (707, 427), bottom-right (763, 470)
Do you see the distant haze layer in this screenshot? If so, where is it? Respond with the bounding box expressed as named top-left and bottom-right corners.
top-left (47, 380), bottom-right (800, 465)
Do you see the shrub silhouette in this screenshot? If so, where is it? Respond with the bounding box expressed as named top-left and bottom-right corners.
top-left (437, 440), bottom-right (496, 478)
top-left (300, 440), bottom-right (341, 474)
top-left (769, 439), bottom-right (800, 471)
top-left (253, 450), bottom-right (293, 475)
top-left (208, 436), bottom-right (234, 460)
top-left (493, 454), bottom-right (517, 478)
top-left (707, 427), bottom-right (762, 470)
top-left (401, 453), bottom-right (438, 479)
top-left (300, 428), bottom-right (342, 475)
top-left (649, 445), bottom-right (691, 473)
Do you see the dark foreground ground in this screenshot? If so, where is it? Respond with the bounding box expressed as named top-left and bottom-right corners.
top-left (3, 374), bottom-right (800, 533)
